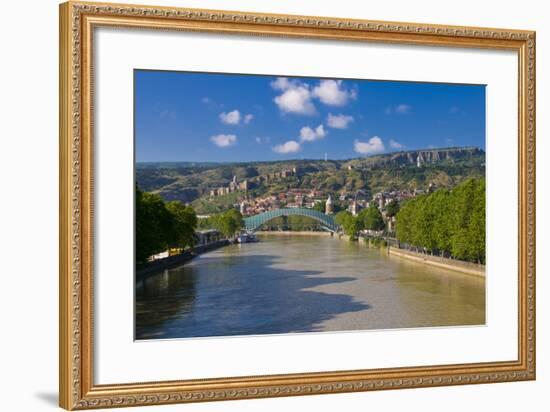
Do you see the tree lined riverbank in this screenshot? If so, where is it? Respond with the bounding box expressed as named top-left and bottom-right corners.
top-left (396, 178), bottom-right (485, 264)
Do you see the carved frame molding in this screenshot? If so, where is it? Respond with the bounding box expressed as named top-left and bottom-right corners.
top-left (59, 1), bottom-right (535, 409)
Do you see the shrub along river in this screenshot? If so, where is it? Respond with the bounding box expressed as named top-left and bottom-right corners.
top-left (135, 234), bottom-right (485, 340)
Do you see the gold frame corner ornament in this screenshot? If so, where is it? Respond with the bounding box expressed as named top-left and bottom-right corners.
top-left (59, 1), bottom-right (536, 410)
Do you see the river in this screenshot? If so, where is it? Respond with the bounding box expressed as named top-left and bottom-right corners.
top-left (135, 234), bottom-right (485, 340)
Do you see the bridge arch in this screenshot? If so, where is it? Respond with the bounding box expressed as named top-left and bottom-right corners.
top-left (244, 208), bottom-right (340, 233)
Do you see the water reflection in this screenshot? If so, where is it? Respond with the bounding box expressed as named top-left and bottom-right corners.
top-left (135, 235), bottom-right (485, 340)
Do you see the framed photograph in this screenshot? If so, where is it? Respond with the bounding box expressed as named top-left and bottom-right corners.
top-left (59, 1), bottom-right (536, 409)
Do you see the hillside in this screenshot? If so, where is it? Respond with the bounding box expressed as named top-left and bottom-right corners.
top-left (136, 146), bottom-right (485, 213)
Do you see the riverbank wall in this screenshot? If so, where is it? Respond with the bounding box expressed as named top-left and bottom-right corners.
top-left (136, 240), bottom-right (230, 282)
top-left (388, 247), bottom-right (485, 277)
top-left (256, 231), bottom-right (333, 237)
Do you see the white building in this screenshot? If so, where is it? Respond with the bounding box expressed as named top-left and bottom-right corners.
top-left (325, 195), bottom-right (333, 215)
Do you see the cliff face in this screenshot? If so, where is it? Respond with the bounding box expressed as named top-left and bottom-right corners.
top-left (366, 147), bottom-right (484, 168)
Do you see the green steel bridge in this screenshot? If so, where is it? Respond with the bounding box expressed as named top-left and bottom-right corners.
top-left (243, 208), bottom-right (340, 233)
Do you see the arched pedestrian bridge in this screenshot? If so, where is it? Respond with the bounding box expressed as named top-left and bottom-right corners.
top-left (244, 208), bottom-right (340, 233)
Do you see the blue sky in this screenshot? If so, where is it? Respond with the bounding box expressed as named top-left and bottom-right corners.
top-left (135, 70), bottom-right (485, 163)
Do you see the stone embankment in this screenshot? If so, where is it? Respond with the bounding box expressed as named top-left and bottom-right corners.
top-left (388, 248), bottom-right (485, 277)
top-left (136, 240), bottom-right (230, 281)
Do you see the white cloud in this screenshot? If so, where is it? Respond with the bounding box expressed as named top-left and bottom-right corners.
top-left (201, 97), bottom-right (211, 104)
top-left (244, 114), bottom-right (254, 124)
top-left (389, 139), bottom-right (405, 149)
top-left (255, 137), bottom-right (262, 144)
top-left (210, 134), bottom-right (237, 147)
top-left (395, 104), bottom-right (412, 114)
top-left (274, 86), bottom-right (315, 115)
top-left (271, 77), bottom-right (357, 114)
top-left (219, 110), bottom-right (241, 125)
top-left (327, 113), bottom-right (354, 129)
top-left (387, 104), bottom-right (412, 115)
top-left (312, 80), bottom-right (357, 106)
top-left (270, 77), bottom-right (291, 91)
top-left (354, 137), bottom-right (385, 155)
top-left (300, 124), bottom-right (327, 142)
top-left (272, 140), bottom-right (301, 154)
top-left (271, 77), bottom-right (316, 115)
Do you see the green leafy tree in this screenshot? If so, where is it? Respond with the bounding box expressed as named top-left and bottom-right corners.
top-left (395, 198), bottom-right (415, 245)
top-left (385, 200), bottom-right (400, 218)
top-left (213, 209), bottom-right (244, 238)
top-left (360, 205), bottom-right (385, 231)
top-left (332, 201), bottom-right (344, 214)
top-left (416, 195), bottom-right (439, 252)
top-left (312, 201), bottom-right (325, 213)
top-left (135, 187), bottom-right (176, 264)
top-left (287, 215), bottom-right (319, 231)
top-left (430, 189), bottom-right (452, 254)
top-left (335, 210), bottom-right (362, 239)
top-left (394, 178), bottom-right (485, 263)
top-left (467, 179), bottom-right (486, 263)
top-left (166, 201), bottom-right (198, 249)
top-left (449, 178), bottom-right (478, 260)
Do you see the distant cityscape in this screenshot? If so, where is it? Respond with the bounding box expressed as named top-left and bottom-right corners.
top-left (219, 172), bottom-right (433, 217)
top-left (202, 151), bottom-right (450, 223)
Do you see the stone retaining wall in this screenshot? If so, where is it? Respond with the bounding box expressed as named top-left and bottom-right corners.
top-left (136, 240), bottom-right (230, 282)
top-left (388, 248), bottom-right (485, 277)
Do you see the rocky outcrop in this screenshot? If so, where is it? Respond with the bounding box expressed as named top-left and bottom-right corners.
top-left (368, 147), bottom-right (484, 168)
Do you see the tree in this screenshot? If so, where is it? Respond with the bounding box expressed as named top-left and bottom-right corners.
top-left (385, 199), bottom-right (400, 218)
top-left (166, 201), bottom-right (198, 250)
top-left (360, 205), bottom-right (385, 231)
top-left (312, 201), bottom-right (325, 213)
top-left (288, 215), bottom-right (319, 231)
top-left (135, 187), bottom-right (176, 264)
top-left (449, 178), bottom-right (478, 261)
top-left (415, 195), bottom-right (438, 252)
top-left (467, 179), bottom-right (485, 263)
top-left (395, 198), bottom-right (415, 245)
top-left (430, 189), bottom-right (452, 254)
top-left (335, 210), bottom-right (362, 239)
top-left (393, 178), bottom-right (485, 263)
top-left (213, 209), bottom-right (244, 238)
top-left (332, 201), bottom-right (344, 214)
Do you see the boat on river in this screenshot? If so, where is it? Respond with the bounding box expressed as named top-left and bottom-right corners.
top-left (237, 232), bottom-right (258, 243)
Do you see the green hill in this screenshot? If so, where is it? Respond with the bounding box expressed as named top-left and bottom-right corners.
top-left (136, 146), bottom-right (485, 214)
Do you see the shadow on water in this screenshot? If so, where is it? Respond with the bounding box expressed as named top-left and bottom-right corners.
top-left (136, 254), bottom-right (369, 340)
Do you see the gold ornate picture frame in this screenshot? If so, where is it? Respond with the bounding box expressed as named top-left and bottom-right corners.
top-left (59, 1), bottom-right (536, 409)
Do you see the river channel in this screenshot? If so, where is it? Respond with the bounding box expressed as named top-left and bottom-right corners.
top-left (136, 234), bottom-right (485, 340)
